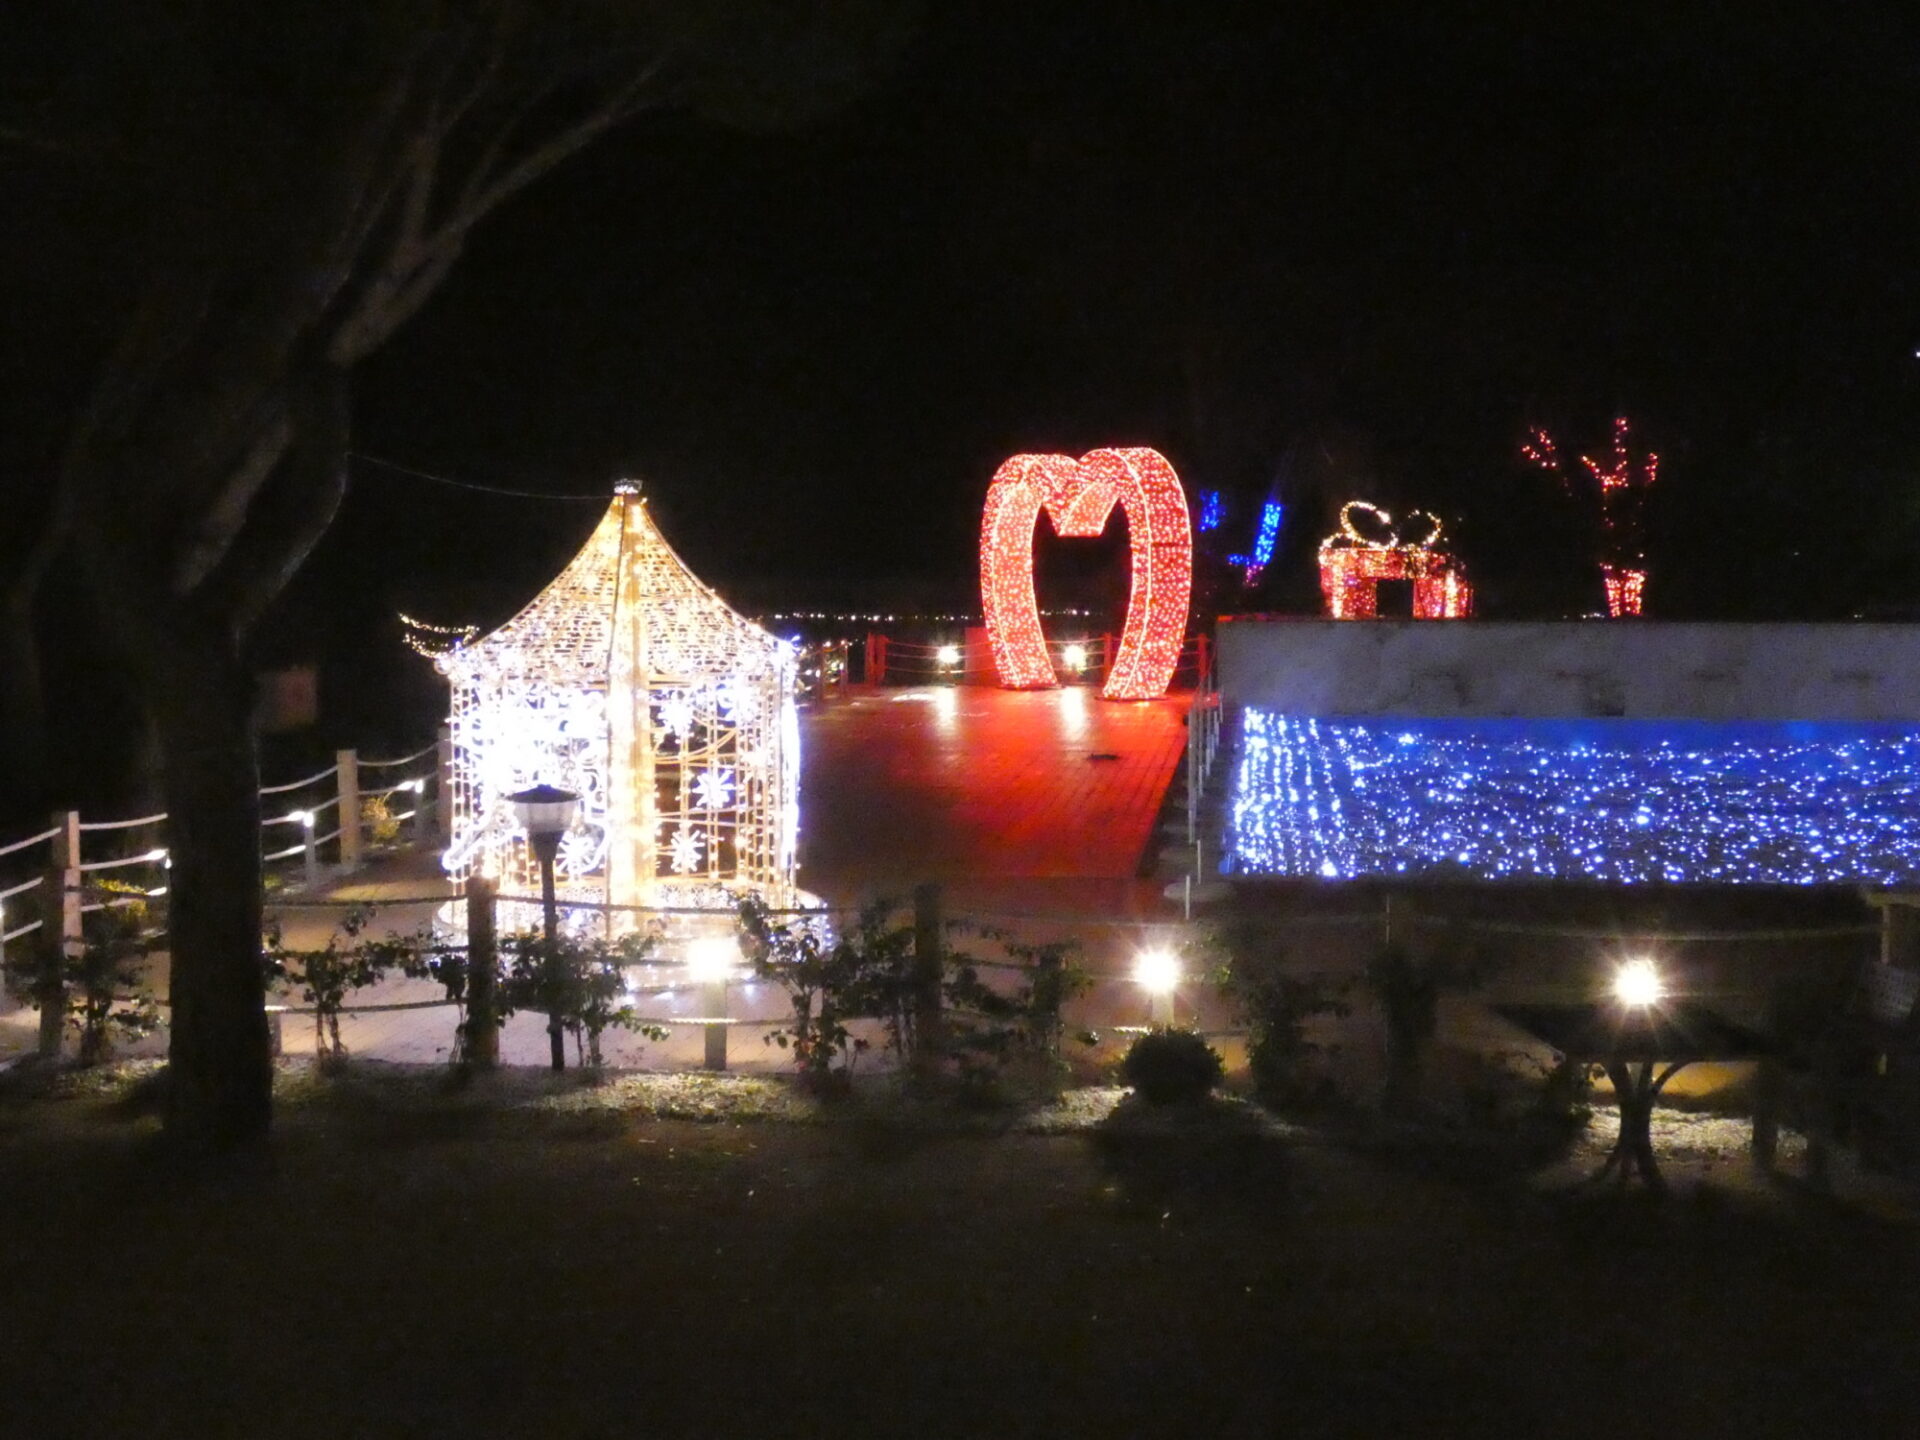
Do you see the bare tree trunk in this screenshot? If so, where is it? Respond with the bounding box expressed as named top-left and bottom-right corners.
top-left (150, 623), bottom-right (273, 1148)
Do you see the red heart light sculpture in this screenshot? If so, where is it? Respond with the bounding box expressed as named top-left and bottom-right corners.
top-left (980, 447), bottom-right (1192, 700)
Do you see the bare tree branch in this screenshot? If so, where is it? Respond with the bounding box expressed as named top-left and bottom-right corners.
top-left (172, 402), bottom-right (293, 595)
top-left (443, 61), bottom-right (673, 239)
top-left (198, 366), bottom-right (352, 640)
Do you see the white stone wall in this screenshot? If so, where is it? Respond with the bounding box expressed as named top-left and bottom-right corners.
top-left (1216, 619), bottom-right (1920, 720)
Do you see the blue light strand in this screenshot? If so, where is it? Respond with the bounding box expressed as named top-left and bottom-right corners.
top-left (1251, 501), bottom-right (1284, 566)
top-left (1197, 491), bottom-right (1224, 532)
top-left (1228, 711), bottom-right (1920, 886)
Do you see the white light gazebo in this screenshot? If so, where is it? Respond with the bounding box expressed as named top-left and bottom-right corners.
top-left (436, 483), bottom-right (799, 925)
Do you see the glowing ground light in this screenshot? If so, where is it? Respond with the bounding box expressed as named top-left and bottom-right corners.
top-left (1317, 502), bottom-right (1473, 619)
top-left (936, 644), bottom-right (962, 668)
top-left (1062, 643), bottom-right (1088, 673)
top-left (1613, 959), bottom-right (1664, 1007)
top-left (980, 448), bottom-right (1192, 700)
top-left (1227, 711), bottom-right (1920, 885)
top-left (1133, 949), bottom-right (1181, 994)
top-left (685, 935), bottom-right (742, 984)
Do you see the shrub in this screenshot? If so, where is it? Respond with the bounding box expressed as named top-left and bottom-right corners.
top-left (2, 878), bottom-right (164, 1065)
top-left (1211, 923), bottom-right (1348, 1112)
top-left (1120, 1027), bottom-right (1223, 1105)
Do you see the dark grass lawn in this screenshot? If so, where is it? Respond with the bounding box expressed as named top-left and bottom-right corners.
top-left (2, 1065), bottom-right (1917, 1440)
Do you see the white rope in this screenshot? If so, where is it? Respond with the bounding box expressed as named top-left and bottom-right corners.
top-left (259, 764), bottom-right (339, 796)
top-left (75, 851), bottom-right (166, 873)
top-left (360, 742), bottom-right (439, 768)
top-left (0, 876), bottom-right (44, 903)
top-left (1, 919), bottom-right (42, 944)
top-left (77, 811), bottom-right (168, 833)
top-left (0, 826), bottom-right (60, 860)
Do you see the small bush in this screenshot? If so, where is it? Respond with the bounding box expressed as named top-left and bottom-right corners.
top-left (1120, 1028), bottom-right (1223, 1105)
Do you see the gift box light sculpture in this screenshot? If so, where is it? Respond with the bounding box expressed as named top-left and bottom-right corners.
top-left (980, 447), bottom-right (1192, 700)
top-left (1522, 416), bottom-right (1657, 617)
top-left (1317, 501), bottom-right (1473, 619)
top-left (435, 484), bottom-right (799, 921)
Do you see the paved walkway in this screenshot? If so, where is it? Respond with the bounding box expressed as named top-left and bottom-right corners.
top-left (800, 684), bottom-right (1188, 906)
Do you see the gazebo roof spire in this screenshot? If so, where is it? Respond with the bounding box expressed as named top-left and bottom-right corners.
top-left (437, 489), bottom-right (786, 689)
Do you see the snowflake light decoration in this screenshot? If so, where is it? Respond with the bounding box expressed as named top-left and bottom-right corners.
top-left (435, 485), bottom-right (799, 922)
top-left (668, 826), bottom-right (706, 874)
top-left (691, 768), bottom-right (735, 810)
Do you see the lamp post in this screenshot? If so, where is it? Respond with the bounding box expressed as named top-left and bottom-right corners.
top-left (685, 935), bottom-right (739, 1071)
top-left (508, 784), bottom-right (579, 1071)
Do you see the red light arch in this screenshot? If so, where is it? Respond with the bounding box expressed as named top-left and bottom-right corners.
top-left (980, 448), bottom-right (1192, 700)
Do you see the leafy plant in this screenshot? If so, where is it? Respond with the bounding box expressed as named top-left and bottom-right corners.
top-left (262, 907), bottom-right (413, 1069)
top-left (2, 877), bottom-right (164, 1065)
top-left (1210, 921), bottom-right (1349, 1112)
top-left (497, 928), bottom-right (663, 1069)
top-left (943, 931), bottom-right (1093, 1101)
top-left (361, 793), bottom-right (402, 845)
top-left (1364, 926), bottom-right (1496, 1113)
top-left (1120, 1027), bottom-right (1224, 1106)
top-left (738, 896), bottom-right (912, 1088)
top-left (398, 935), bottom-right (484, 1065)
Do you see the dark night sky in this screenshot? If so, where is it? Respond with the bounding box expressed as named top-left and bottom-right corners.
top-left (7, 2), bottom-right (1920, 768)
top-left (330, 5), bottom-right (1920, 623)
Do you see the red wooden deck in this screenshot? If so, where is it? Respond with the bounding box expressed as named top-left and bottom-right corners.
top-left (797, 684), bottom-right (1189, 908)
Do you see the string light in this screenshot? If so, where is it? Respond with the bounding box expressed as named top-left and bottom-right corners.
top-left (433, 485), bottom-right (800, 922)
top-left (1226, 501), bottom-right (1286, 584)
top-left (1197, 491), bottom-right (1225, 532)
top-left (1316, 501), bottom-right (1473, 619)
top-left (1523, 416), bottom-right (1658, 617)
top-left (979, 448), bottom-right (1192, 701)
top-left (1227, 711), bottom-right (1920, 885)
top-left (400, 612), bottom-right (481, 658)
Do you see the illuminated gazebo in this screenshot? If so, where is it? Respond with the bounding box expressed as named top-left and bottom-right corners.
top-left (435, 483), bottom-right (799, 922)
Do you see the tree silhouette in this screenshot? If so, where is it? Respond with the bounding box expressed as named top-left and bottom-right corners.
top-left (2, 0), bottom-right (909, 1147)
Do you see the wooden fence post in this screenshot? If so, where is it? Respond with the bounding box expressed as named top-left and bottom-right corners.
top-left (39, 810), bottom-right (82, 1058)
top-left (866, 633), bottom-right (887, 687)
top-left (336, 749), bottom-right (362, 870)
top-left (464, 876), bottom-right (498, 1068)
top-left (912, 882), bottom-right (945, 1080)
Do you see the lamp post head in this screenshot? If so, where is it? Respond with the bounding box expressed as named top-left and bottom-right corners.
top-left (507, 784), bottom-right (580, 840)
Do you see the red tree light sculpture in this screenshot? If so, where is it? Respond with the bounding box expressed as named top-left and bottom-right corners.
top-left (980, 447), bottom-right (1192, 700)
top-left (1316, 502), bottom-right (1473, 619)
top-left (1523, 416), bottom-right (1657, 617)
